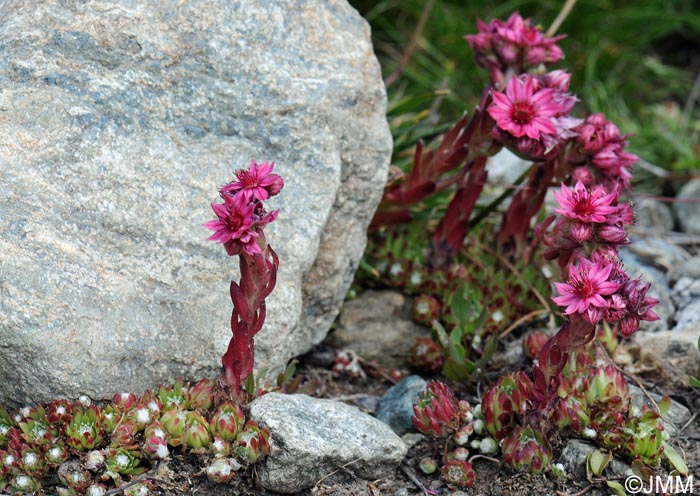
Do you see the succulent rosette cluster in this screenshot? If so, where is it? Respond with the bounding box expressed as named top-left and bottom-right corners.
top-left (0, 378), bottom-right (272, 494)
top-left (410, 381), bottom-right (510, 488)
top-left (411, 381), bottom-right (471, 436)
top-left (205, 160), bottom-right (283, 394)
top-left (481, 371), bottom-right (533, 440)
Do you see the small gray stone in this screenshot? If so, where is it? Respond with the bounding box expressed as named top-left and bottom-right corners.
top-left (249, 393), bottom-right (407, 493)
top-left (558, 440), bottom-right (631, 480)
top-left (669, 256), bottom-right (700, 285)
top-left (673, 178), bottom-right (700, 234)
top-left (633, 197), bottom-right (675, 232)
top-left (401, 432), bottom-right (425, 450)
top-left (486, 149), bottom-right (532, 186)
top-left (628, 385), bottom-right (692, 435)
top-left (672, 296), bottom-right (700, 331)
top-left (623, 235), bottom-right (690, 273)
top-left (374, 375), bottom-right (427, 435)
top-left (628, 327), bottom-right (700, 389)
top-left (325, 290), bottom-right (429, 370)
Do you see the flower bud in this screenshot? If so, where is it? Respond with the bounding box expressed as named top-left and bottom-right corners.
top-left (522, 330), bottom-right (549, 360)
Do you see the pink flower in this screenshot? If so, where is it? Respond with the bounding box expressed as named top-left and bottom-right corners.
top-left (577, 113), bottom-right (620, 152)
top-left (553, 181), bottom-right (619, 223)
top-left (575, 114), bottom-right (638, 189)
top-left (204, 192), bottom-right (260, 256)
top-left (552, 258), bottom-right (621, 318)
top-left (489, 76), bottom-right (560, 139)
top-left (221, 160), bottom-right (284, 201)
top-left (617, 279), bottom-right (660, 338)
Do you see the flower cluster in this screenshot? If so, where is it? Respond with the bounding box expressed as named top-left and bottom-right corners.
top-left (205, 160), bottom-right (282, 256)
top-left (570, 113), bottom-right (639, 190)
top-left (206, 160), bottom-right (283, 394)
top-left (465, 12), bottom-right (565, 87)
top-left (552, 255), bottom-right (659, 336)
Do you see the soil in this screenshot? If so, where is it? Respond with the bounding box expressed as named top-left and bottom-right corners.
top-left (125, 348), bottom-right (699, 496)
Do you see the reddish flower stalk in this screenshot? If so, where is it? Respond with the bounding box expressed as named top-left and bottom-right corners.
top-left (205, 160), bottom-right (283, 395)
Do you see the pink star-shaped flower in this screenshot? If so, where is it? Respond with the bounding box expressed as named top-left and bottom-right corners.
top-left (553, 181), bottom-right (619, 224)
top-left (552, 258), bottom-right (621, 317)
top-left (488, 76), bottom-right (560, 140)
top-left (221, 160), bottom-right (284, 201)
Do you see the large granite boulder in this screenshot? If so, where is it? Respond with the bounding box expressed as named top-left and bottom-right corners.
top-left (0, 0), bottom-right (391, 405)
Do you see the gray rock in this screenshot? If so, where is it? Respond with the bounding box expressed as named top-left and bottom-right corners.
top-left (669, 256), bottom-right (700, 285)
top-left (628, 327), bottom-right (700, 388)
top-left (633, 197), bottom-right (675, 232)
top-left (325, 290), bottom-right (429, 370)
top-left (558, 439), bottom-right (631, 480)
top-left (486, 149), bottom-right (532, 186)
top-left (628, 385), bottom-right (691, 436)
top-left (401, 432), bottom-right (425, 449)
top-left (624, 235), bottom-right (690, 273)
top-left (374, 375), bottom-right (427, 435)
top-left (0, 0), bottom-right (391, 405)
top-left (673, 178), bottom-right (700, 234)
top-left (672, 273), bottom-right (700, 309)
top-left (618, 248), bottom-right (674, 331)
top-left (249, 393), bottom-right (407, 493)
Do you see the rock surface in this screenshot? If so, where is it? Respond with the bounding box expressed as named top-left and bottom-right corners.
top-left (325, 290), bottom-right (429, 370)
top-left (558, 439), bottom-right (631, 480)
top-left (627, 327), bottom-right (700, 388)
top-left (673, 178), bottom-right (700, 234)
top-left (628, 385), bottom-right (691, 436)
top-left (633, 197), bottom-right (675, 232)
top-left (375, 375), bottom-right (427, 435)
top-left (249, 393), bottom-right (407, 493)
top-left (0, 0), bottom-right (391, 405)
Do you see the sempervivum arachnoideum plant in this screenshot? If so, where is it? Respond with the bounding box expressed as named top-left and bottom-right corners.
top-left (0, 378), bottom-right (279, 495)
top-left (66, 406), bottom-right (104, 450)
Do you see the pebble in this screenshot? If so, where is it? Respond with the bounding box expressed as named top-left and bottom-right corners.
top-left (375, 375), bottom-right (427, 435)
top-left (249, 393), bottom-right (406, 493)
